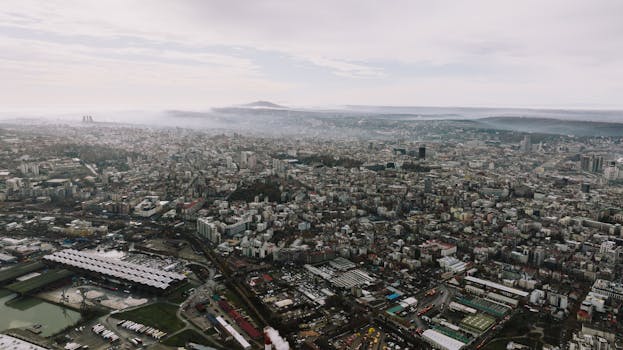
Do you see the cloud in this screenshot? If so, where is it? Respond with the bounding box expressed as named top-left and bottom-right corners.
top-left (304, 57), bottom-right (385, 78)
top-left (0, 0), bottom-right (622, 110)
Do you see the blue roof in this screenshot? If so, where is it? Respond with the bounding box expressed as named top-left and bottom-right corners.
top-left (387, 293), bottom-right (400, 300)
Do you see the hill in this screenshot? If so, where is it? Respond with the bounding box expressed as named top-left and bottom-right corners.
top-left (240, 101), bottom-right (286, 109)
top-left (473, 117), bottom-right (623, 136)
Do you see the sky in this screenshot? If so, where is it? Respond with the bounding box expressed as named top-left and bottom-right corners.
top-left (1, 0), bottom-right (622, 112)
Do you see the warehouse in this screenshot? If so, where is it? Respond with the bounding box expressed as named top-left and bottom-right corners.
top-left (464, 276), bottom-right (529, 298)
top-left (421, 329), bottom-right (465, 350)
top-left (0, 252), bottom-right (17, 264)
top-left (0, 334), bottom-right (49, 350)
top-left (43, 249), bottom-right (186, 292)
top-left (330, 269), bottom-right (375, 289)
top-left (449, 301), bottom-right (477, 314)
top-left (486, 292), bottom-right (519, 307)
top-left (215, 316), bottom-right (251, 349)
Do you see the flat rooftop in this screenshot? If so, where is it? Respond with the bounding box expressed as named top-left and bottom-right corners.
top-left (422, 329), bottom-right (465, 350)
top-left (0, 334), bottom-right (49, 350)
top-left (465, 276), bottom-right (529, 297)
top-left (460, 313), bottom-right (496, 333)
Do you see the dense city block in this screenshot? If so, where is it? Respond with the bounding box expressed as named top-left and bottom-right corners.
top-left (0, 116), bottom-right (622, 350)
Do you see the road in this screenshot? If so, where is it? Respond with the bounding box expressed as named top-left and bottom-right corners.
top-left (183, 232), bottom-right (270, 328)
top-left (410, 283), bottom-right (454, 330)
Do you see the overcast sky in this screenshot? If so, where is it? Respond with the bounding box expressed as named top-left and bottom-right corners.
top-left (1, 0), bottom-right (622, 111)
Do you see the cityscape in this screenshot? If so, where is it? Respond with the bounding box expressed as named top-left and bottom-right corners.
top-left (1, 1), bottom-right (623, 350)
top-left (0, 108), bottom-right (622, 350)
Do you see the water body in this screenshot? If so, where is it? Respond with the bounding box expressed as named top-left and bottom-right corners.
top-left (0, 289), bottom-right (81, 337)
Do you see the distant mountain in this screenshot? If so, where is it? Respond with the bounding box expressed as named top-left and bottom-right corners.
top-left (344, 105), bottom-right (623, 122)
top-left (240, 101), bottom-right (286, 109)
top-left (473, 116), bottom-right (623, 136)
top-left (164, 104), bottom-right (623, 137)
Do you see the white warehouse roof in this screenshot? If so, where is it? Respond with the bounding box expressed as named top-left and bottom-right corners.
top-left (0, 334), bottom-right (49, 350)
top-left (215, 316), bottom-right (251, 349)
top-left (43, 249), bottom-right (186, 289)
top-left (465, 276), bottom-right (529, 297)
top-left (422, 329), bottom-right (465, 350)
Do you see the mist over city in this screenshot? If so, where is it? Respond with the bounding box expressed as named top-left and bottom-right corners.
top-left (0, 1), bottom-right (623, 350)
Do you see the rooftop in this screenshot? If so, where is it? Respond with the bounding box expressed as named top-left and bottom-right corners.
top-left (43, 249), bottom-right (186, 290)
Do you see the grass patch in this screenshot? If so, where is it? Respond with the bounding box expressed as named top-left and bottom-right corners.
top-left (0, 261), bottom-right (46, 284)
top-left (496, 311), bottom-right (533, 337)
top-left (162, 329), bottom-right (209, 347)
top-left (115, 302), bottom-right (184, 333)
top-left (222, 289), bottom-right (244, 308)
top-left (6, 269), bottom-right (72, 294)
top-left (167, 281), bottom-right (200, 304)
top-left (484, 339), bottom-right (508, 350)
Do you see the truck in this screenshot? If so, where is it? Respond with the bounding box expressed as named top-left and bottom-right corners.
top-left (417, 304), bottom-right (433, 316)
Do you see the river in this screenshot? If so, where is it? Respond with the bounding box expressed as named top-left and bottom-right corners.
top-left (0, 289), bottom-right (81, 337)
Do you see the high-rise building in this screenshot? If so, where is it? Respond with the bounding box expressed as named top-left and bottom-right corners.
top-left (418, 145), bottom-right (426, 160)
top-left (604, 161), bottom-right (620, 180)
top-left (273, 158), bottom-right (287, 176)
top-left (240, 151), bottom-right (249, 168)
top-left (533, 247), bottom-right (545, 266)
top-left (197, 217), bottom-right (220, 243)
top-left (580, 155), bottom-right (591, 171)
top-left (424, 176), bottom-right (432, 193)
top-left (520, 135), bottom-right (532, 153)
top-left (592, 156), bottom-right (603, 173)
top-left (249, 153), bottom-right (257, 169)
top-left (240, 151), bottom-right (256, 169)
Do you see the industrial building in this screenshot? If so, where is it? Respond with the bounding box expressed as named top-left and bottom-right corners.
top-left (215, 316), bottom-right (251, 349)
top-left (464, 276), bottom-right (529, 298)
top-left (0, 334), bottom-right (49, 350)
top-left (43, 249), bottom-right (186, 292)
top-left (421, 329), bottom-right (465, 350)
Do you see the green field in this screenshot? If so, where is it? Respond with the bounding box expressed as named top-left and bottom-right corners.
top-left (115, 302), bottom-right (185, 333)
top-left (460, 313), bottom-right (496, 334)
top-left (166, 281), bottom-right (197, 304)
top-left (0, 261), bottom-right (46, 285)
top-left (495, 311), bottom-right (532, 337)
top-left (6, 269), bottom-right (73, 294)
top-left (161, 329), bottom-right (209, 347)
top-left (484, 311), bottom-right (547, 350)
top-left (484, 339), bottom-right (510, 350)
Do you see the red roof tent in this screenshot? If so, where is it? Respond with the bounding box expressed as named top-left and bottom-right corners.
top-left (229, 309), bottom-right (243, 320)
top-left (262, 274), bottom-right (273, 282)
top-left (218, 298), bottom-right (261, 339)
top-left (237, 318), bottom-right (262, 339)
top-left (218, 300), bottom-right (233, 312)
top-left (182, 199), bottom-right (202, 209)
